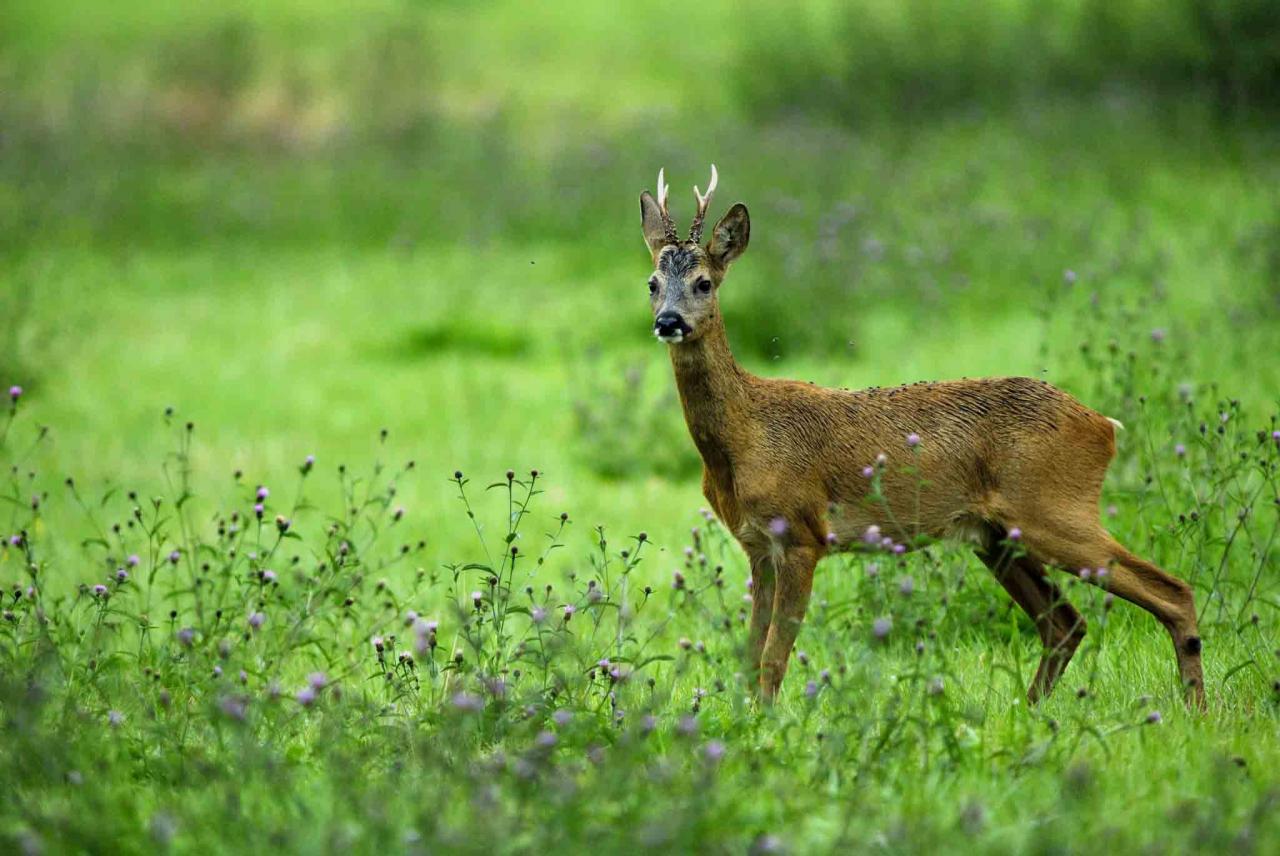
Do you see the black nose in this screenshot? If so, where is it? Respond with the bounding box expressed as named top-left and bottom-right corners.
top-left (654, 312), bottom-right (688, 338)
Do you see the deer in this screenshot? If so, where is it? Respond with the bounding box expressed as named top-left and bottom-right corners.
top-left (639, 165), bottom-right (1205, 709)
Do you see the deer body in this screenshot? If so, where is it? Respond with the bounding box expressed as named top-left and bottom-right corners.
top-left (640, 167), bottom-right (1205, 707)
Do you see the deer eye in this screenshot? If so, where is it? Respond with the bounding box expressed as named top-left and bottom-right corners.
top-left (648, 278), bottom-right (659, 296)
top-left (695, 278), bottom-right (712, 295)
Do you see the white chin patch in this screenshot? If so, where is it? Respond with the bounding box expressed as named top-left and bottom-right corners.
top-left (655, 331), bottom-right (685, 344)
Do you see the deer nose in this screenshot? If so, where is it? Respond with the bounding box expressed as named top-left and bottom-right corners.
top-left (654, 312), bottom-right (689, 340)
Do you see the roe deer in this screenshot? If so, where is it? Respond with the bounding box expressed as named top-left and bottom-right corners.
top-left (639, 165), bottom-right (1205, 708)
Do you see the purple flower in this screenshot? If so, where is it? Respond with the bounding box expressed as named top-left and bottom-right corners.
top-left (552, 708), bottom-right (573, 726)
top-left (563, 604), bottom-right (575, 621)
top-left (1272, 430), bottom-right (1280, 442)
top-left (825, 531), bottom-right (839, 545)
top-left (248, 612), bottom-right (265, 630)
top-left (865, 562), bottom-right (879, 579)
top-left (862, 525), bottom-right (881, 545)
top-left (471, 591), bottom-right (483, 609)
top-left (92, 584), bottom-right (108, 597)
top-left (898, 576), bottom-right (914, 596)
top-left (303, 454), bottom-right (315, 472)
top-left (451, 691), bottom-right (484, 713)
top-left (1063, 269), bottom-right (1077, 284)
top-left (531, 606), bottom-right (547, 624)
top-left (177, 627), bottom-right (195, 646)
top-left (256, 486), bottom-right (269, 501)
top-left (768, 517), bottom-right (788, 536)
top-left (168, 549), bottom-right (181, 564)
top-left (804, 680), bottom-right (819, 698)
top-left (107, 710), bottom-right (124, 727)
top-left (1174, 443), bottom-right (1187, 458)
top-left (8, 534), bottom-right (21, 547)
top-left (115, 569), bottom-right (129, 583)
top-left (1145, 710), bottom-right (1162, 725)
top-left (676, 714), bottom-right (698, 737)
top-left (872, 616), bottom-right (892, 639)
top-left (306, 672), bottom-right (328, 690)
top-left (8, 385), bottom-right (22, 402)
top-left (535, 730), bottom-right (557, 749)
top-left (372, 635), bottom-right (384, 652)
top-left (296, 687), bottom-right (317, 707)
top-left (861, 466), bottom-right (874, 478)
top-left (1007, 527), bottom-right (1022, 541)
top-left (253, 503), bottom-right (264, 517)
top-left (1150, 328), bottom-right (1167, 343)
top-left (703, 740), bottom-right (726, 763)
top-left (892, 543), bottom-right (906, 554)
top-left (126, 554), bottom-right (140, 567)
top-left (261, 570), bottom-right (277, 584)
top-left (906, 432), bottom-right (921, 447)
top-left (219, 696), bottom-right (247, 720)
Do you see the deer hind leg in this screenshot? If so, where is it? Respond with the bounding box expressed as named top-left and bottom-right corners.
top-left (975, 542), bottom-right (1085, 703)
top-left (744, 549), bottom-right (777, 691)
top-left (1018, 517), bottom-right (1206, 710)
top-left (759, 544), bottom-right (819, 702)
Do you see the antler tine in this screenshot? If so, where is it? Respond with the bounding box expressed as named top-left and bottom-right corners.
top-left (656, 167), bottom-right (678, 243)
top-left (688, 163), bottom-right (718, 243)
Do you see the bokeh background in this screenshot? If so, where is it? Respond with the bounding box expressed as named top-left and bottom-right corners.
top-left (3, 0), bottom-right (1278, 551)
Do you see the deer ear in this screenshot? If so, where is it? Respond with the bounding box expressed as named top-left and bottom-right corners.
top-left (640, 191), bottom-right (670, 257)
top-left (707, 203), bottom-right (750, 268)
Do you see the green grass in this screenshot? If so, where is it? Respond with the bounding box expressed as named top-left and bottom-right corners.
top-left (2, 0), bottom-right (1279, 852)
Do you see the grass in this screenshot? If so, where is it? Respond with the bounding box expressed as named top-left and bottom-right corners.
top-left (2, 0), bottom-right (1280, 852)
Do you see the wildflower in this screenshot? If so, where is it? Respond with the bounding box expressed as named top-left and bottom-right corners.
top-left (92, 584), bottom-right (108, 598)
top-left (275, 516), bottom-right (291, 533)
top-left (640, 714), bottom-right (657, 734)
top-left (303, 455), bottom-right (315, 473)
top-left (820, 668), bottom-right (831, 683)
top-left (563, 604), bottom-right (575, 621)
top-left (247, 612), bottom-right (265, 630)
top-left (404, 609), bottom-right (418, 625)
top-left (865, 562), bottom-right (879, 579)
top-left (126, 554), bottom-right (141, 567)
top-left (107, 710), bottom-right (124, 727)
top-left (1063, 269), bottom-right (1077, 284)
top-left (531, 606), bottom-right (547, 624)
top-left (451, 692), bottom-right (484, 713)
top-left (927, 676), bottom-right (945, 696)
top-left (535, 730), bottom-right (557, 749)
top-left (797, 651), bottom-right (809, 666)
top-left (253, 503), bottom-right (264, 518)
top-left (1174, 443), bottom-right (1187, 458)
top-left (307, 672), bottom-right (328, 691)
top-left (471, 591), bottom-right (483, 610)
top-left (1272, 430), bottom-right (1280, 443)
top-left (219, 696), bottom-right (247, 720)
top-left (296, 687), bottom-right (317, 707)
top-left (177, 627), bottom-right (195, 646)
top-left (256, 486), bottom-right (269, 501)
top-left (862, 466), bottom-right (874, 478)
top-left (115, 569), bottom-right (129, 583)
top-left (1150, 328), bottom-right (1166, 343)
top-left (676, 714), bottom-right (698, 737)
top-left (552, 709), bottom-right (573, 726)
top-left (8, 385), bottom-right (22, 403)
top-left (212, 665), bottom-right (223, 678)
top-left (8, 534), bottom-right (21, 547)
top-left (804, 680), bottom-right (819, 699)
top-left (393, 507), bottom-right (405, 522)
top-left (906, 432), bottom-right (921, 447)
top-left (872, 616), bottom-right (892, 639)
top-left (703, 740), bottom-right (727, 763)
top-left (876, 452), bottom-right (888, 465)
top-left (825, 531), bottom-right (839, 546)
top-left (168, 549), bottom-right (181, 564)
top-left (398, 651), bottom-right (413, 665)
top-left (1106, 504), bottom-right (1118, 518)
top-left (1145, 710), bottom-right (1162, 725)
top-left (768, 517), bottom-right (788, 536)
top-left (372, 636), bottom-right (384, 652)
top-left (898, 576), bottom-right (914, 596)
top-left (892, 543), bottom-right (906, 554)
top-left (672, 571), bottom-right (686, 590)
top-left (862, 525), bottom-right (881, 545)
top-left (261, 569), bottom-right (277, 584)
top-left (1007, 527), bottom-right (1022, 541)
top-left (678, 637), bottom-right (692, 650)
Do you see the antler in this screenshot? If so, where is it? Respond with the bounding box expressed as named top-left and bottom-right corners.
top-left (688, 163), bottom-right (718, 243)
top-left (655, 167), bottom-right (678, 244)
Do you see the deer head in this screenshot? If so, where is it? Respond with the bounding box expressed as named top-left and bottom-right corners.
top-left (639, 165), bottom-right (750, 343)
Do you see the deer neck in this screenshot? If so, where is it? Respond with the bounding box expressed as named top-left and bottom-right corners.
top-left (668, 319), bottom-right (749, 468)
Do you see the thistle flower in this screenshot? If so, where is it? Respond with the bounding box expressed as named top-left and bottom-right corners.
top-left (8, 385), bottom-right (22, 402)
top-left (1007, 527), bottom-right (1022, 541)
top-left (177, 627), bottom-right (195, 646)
top-left (275, 516), bottom-right (291, 533)
top-left (1174, 443), bottom-right (1187, 458)
top-left (219, 696), bottom-right (247, 720)
top-left (1145, 710), bottom-right (1162, 725)
top-left (372, 636), bottom-right (384, 652)
top-left (534, 730), bottom-right (557, 749)
top-left (92, 584), bottom-right (108, 598)
top-left (531, 606), bottom-right (547, 624)
top-left (168, 549), bottom-right (181, 564)
top-left (115, 569), bottom-right (129, 583)
top-left (126, 554), bottom-right (140, 567)
top-left (676, 714), bottom-right (698, 737)
top-left (307, 672), bottom-right (328, 690)
top-left (906, 432), bottom-right (921, 447)
top-left (804, 680), bottom-right (819, 698)
top-left (247, 612), bottom-right (265, 630)
top-left (862, 525), bottom-right (881, 545)
top-left (261, 569), bottom-right (277, 584)
top-left (825, 531), bottom-right (839, 545)
top-left (898, 576), bottom-right (914, 596)
top-left (872, 616), bottom-right (892, 639)
top-left (303, 454), bottom-right (315, 473)
top-left (256, 486), bottom-right (269, 501)
top-left (471, 591), bottom-right (483, 609)
top-left (703, 740), bottom-right (726, 763)
top-left (563, 604), bottom-right (575, 621)
top-left (862, 466), bottom-right (874, 478)
top-left (552, 709), bottom-right (573, 726)
top-left (253, 503), bottom-right (264, 518)
top-left (393, 507), bottom-right (405, 522)
top-left (768, 517), bottom-right (788, 536)
top-left (451, 692), bottom-right (484, 713)
top-left (296, 687), bottom-right (317, 707)
top-left (108, 710), bottom-right (124, 727)
top-left (1150, 328), bottom-right (1166, 343)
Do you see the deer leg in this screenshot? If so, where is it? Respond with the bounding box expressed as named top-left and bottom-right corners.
top-left (1021, 520), bottom-right (1206, 710)
top-left (975, 545), bottom-right (1086, 703)
top-left (760, 544), bottom-right (819, 702)
top-left (745, 549), bottom-right (777, 690)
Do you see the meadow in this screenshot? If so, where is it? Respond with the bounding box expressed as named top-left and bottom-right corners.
top-left (2, 1), bottom-right (1279, 852)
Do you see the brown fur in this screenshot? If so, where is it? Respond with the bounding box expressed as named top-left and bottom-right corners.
top-left (640, 178), bottom-right (1205, 707)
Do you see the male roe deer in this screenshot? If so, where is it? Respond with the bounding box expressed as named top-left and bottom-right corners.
top-left (639, 165), bottom-right (1205, 708)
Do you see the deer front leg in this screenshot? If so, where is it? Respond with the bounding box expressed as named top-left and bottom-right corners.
top-left (760, 544), bottom-right (819, 702)
top-left (745, 550), bottom-right (777, 690)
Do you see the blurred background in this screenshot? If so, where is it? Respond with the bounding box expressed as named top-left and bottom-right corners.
top-left (2, 0), bottom-right (1278, 550)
